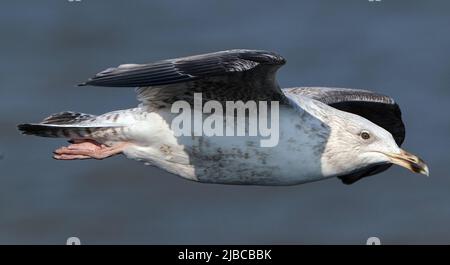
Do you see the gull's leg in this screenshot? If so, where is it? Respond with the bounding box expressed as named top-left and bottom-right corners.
top-left (53, 140), bottom-right (128, 160)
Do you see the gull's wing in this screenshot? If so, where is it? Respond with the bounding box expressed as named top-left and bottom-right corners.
top-left (284, 87), bottom-right (406, 185)
top-left (80, 49), bottom-right (287, 106)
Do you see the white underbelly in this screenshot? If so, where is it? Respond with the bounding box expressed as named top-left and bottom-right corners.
top-left (122, 106), bottom-right (329, 185)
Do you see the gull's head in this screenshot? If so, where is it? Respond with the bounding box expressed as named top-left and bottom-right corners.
top-left (321, 108), bottom-right (429, 178)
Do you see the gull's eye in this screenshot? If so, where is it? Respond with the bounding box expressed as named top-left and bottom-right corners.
top-left (360, 130), bottom-right (371, 140)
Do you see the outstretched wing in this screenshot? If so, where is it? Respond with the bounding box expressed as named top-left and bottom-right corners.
top-left (284, 87), bottom-right (406, 185)
top-left (80, 49), bottom-right (287, 106)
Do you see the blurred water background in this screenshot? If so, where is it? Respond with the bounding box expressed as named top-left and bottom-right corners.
top-left (0, 0), bottom-right (449, 244)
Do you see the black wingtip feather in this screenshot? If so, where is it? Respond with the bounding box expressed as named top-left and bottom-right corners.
top-left (81, 49), bottom-right (286, 88)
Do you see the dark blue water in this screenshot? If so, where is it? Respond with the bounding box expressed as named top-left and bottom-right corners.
top-left (1, 0), bottom-right (449, 244)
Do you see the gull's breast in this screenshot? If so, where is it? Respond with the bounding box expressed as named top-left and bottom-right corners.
top-left (122, 106), bottom-right (330, 185)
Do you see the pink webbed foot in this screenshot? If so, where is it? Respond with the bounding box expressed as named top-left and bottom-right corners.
top-left (53, 139), bottom-right (128, 160)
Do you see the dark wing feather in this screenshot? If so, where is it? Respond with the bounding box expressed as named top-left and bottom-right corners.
top-left (284, 87), bottom-right (405, 185)
top-left (80, 49), bottom-right (287, 104)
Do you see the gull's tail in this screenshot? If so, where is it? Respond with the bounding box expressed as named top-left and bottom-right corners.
top-left (18, 111), bottom-right (122, 139)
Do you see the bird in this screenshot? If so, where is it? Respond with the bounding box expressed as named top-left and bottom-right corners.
top-left (18, 49), bottom-right (429, 185)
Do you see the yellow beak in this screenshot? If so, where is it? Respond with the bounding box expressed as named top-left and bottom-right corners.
top-left (385, 149), bottom-right (429, 176)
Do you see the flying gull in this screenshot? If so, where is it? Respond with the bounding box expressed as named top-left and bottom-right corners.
top-left (18, 49), bottom-right (429, 185)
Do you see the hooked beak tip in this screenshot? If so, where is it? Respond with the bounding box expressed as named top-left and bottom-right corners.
top-left (386, 149), bottom-right (429, 177)
top-left (419, 164), bottom-right (430, 177)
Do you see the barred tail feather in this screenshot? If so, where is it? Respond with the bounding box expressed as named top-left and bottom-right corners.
top-left (18, 111), bottom-right (123, 139)
top-left (18, 124), bottom-right (102, 138)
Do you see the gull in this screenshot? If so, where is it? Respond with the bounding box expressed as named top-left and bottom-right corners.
top-left (18, 49), bottom-right (429, 185)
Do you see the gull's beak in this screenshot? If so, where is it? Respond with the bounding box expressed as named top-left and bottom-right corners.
top-left (384, 149), bottom-right (429, 176)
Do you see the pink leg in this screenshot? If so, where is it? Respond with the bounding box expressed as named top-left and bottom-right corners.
top-left (53, 140), bottom-right (128, 160)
